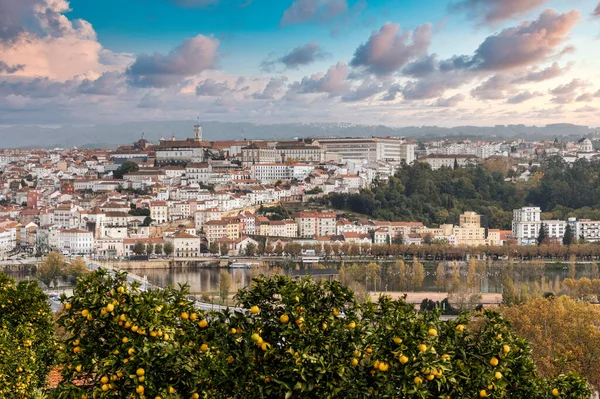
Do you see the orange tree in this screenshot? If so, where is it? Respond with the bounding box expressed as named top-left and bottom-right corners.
top-left (0, 272), bottom-right (55, 398)
top-left (53, 270), bottom-right (591, 398)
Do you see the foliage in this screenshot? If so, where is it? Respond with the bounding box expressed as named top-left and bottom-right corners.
top-left (37, 253), bottom-right (88, 288)
top-left (113, 162), bottom-right (139, 179)
top-left (163, 242), bottom-right (174, 257)
top-left (502, 296), bottom-right (600, 391)
top-left (330, 162), bottom-right (523, 229)
top-left (219, 270), bottom-right (231, 303)
top-left (132, 242), bottom-right (146, 256)
top-left (48, 271), bottom-right (593, 398)
top-left (0, 273), bottom-right (55, 398)
top-left (209, 242), bottom-right (219, 254)
top-left (154, 244), bottom-right (163, 255)
top-left (562, 224), bottom-right (574, 246)
top-left (128, 207), bottom-right (150, 217)
top-left (245, 243), bottom-right (257, 257)
top-left (331, 157), bottom-right (600, 229)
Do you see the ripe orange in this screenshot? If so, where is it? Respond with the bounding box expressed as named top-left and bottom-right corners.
top-left (490, 357), bottom-right (499, 367)
top-left (280, 314), bottom-right (289, 323)
top-left (250, 306), bottom-right (260, 314)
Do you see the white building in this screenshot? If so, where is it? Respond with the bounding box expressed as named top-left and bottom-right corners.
top-left (512, 207), bottom-right (541, 245)
top-left (52, 229), bottom-right (94, 255)
top-left (318, 137), bottom-right (414, 164)
top-left (419, 155), bottom-right (478, 170)
top-left (0, 228), bottom-right (16, 255)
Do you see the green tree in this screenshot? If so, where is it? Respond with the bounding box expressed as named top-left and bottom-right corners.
top-left (145, 243), bottom-right (154, 255)
top-left (142, 216), bottom-right (153, 226)
top-left (132, 242), bottom-right (146, 255)
top-left (163, 242), bottom-right (174, 257)
top-left (245, 243), bottom-right (256, 257)
top-left (36, 252), bottom-right (64, 288)
top-left (435, 263), bottom-right (446, 291)
top-left (220, 242), bottom-right (229, 256)
top-left (0, 273), bottom-right (55, 398)
top-left (52, 270), bottom-right (591, 399)
top-left (537, 223), bottom-right (547, 246)
top-left (209, 242), bottom-right (219, 255)
top-left (563, 224), bottom-right (574, 246)
top-left (154, 243), bottom-right (163, 255)
top-left (113, 161), bottom-right (139, 179)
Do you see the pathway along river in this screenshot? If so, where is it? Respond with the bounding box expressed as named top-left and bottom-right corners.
top-left (6, 261), bottom-right (597, 296)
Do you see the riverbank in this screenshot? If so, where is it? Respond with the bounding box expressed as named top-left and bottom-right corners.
top-left (371, 291), bottom-right (502, 305)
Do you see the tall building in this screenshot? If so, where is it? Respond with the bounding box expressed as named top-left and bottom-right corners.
top-left (512, 207), bottom-right (541, 245)
top-left (317, 137), bottom-right (413, 164)
top-left (194, 125), bottom-right (203, 142)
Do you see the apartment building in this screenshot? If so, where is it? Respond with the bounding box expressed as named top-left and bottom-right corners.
top-left (241, 144), bottom-right (277, 167)
top-left (164, 232), bottom-right (201, 258)
top-left (295, 211), bottom-right (337, 238)
top-left (53, 229), bottom-right (94, 255)
top-left (150, 201), bottom-right (168, 224)
top-left (204, 219), bottom-right (241, 243)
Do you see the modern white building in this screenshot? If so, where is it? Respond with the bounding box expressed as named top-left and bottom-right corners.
top-left (512, 207), bottom-right (541, 245)
top-left (419, 155), bottom-right (478, 170)
top-left (318, 137), bottom-right (414, 164)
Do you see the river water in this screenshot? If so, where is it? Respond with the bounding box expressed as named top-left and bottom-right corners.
top-left (7, 261), bottom-right (592, 295)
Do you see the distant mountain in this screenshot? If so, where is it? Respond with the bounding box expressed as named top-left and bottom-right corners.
top-left (0, 121), bottom-right (597, 149)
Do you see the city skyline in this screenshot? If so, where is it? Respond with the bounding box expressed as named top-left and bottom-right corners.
top-left (1, 0), bottom-right (600, 128)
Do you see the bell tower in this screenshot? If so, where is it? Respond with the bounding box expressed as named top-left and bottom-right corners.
top-left (194, 124), bottom-right (203, 142)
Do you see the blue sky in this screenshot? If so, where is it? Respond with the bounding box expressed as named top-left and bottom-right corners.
top-left (1, 0), bottom-right (600, 127)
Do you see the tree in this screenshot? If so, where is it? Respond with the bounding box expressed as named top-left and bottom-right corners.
top-left (537, 223), bottom-right (547, 245)
top-left (410, 257), bottom-right (425, 290)
top-left (163, 242), bottom-right (174, 257)
top-left (113, 161), bottom-right (139, 179)
top-left (154, 243), bottom-right (163, 255)
top-left (273, 243), bottom-right (284, 256)
top-left (145, 243), bottom-right (154, 255)
top-left (36, 252), bottom-right (65, 288)
top-left (0, 273), bottom-right (55, 398)
top-left (142, 216), bottom-right (153, 226)
top-left (66, 257), bottom-right (89, 279)
top-left (245, 243), bottom-right (256, 257)
top-left (51, 270), bottom-right (591, 399)
top-left (563, 224), bottom-right (574, 246)
top-left (209, 242), bottom-right (219, 255)
top-left (435, 263), bottom-right (446, 291)
top-left (219, 270), bottom-right (231, 304)
top-left (132, 242), bottom-right (146, 256)
top-left (220, 242), bottom-right (229, 256)
top-left (503, 296), bottom-right (600, 391)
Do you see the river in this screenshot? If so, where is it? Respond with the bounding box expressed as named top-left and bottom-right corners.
top-left (6, 261), bottom-right (594, 295)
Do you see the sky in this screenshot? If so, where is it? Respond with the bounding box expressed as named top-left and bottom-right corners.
top-left (1, 0), bottom-right (600, 128)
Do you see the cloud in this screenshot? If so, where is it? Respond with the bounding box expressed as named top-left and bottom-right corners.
top-left (77, 71), bottom-right (125, 95)
top-left (434, 94), bottom-right (465, 107)
top-left (341, 79), bottom-right (387, 102)
top-left (594, 3), bottom-right (600, 17)
top-left (0, 77), bottom-right (73, 98)
top-left (549, 78), bottom-right (587, 103)
top-left (467, 9), bottom-right (579, 71)
top-left (449, 0), bottom-right (548, 24)
top-left (402, 70), bottom-right (471, 100)
top-left (575, 93), bottom-right (594, 103)
top-left (506, 91), bottom-right (538, 104)
top-left (289, 61), bottom-right (350, 96)
top-left (512, 62), bottom-right (569, 83)
top-left (253, 77), bottom-right (288, 100)
top-left (126, 35), bottom-right (219, 88)
top-left (281, 0), bottom-right (348, 26)
top-left (350, 22), bottom-right (432, 76)
top-left (402, 54), bottom-right (438, 78)
top-left (261, 41), bottom-right (327, 72)
top-left (195, 78), bottom-right (231, 96)
top-left (471, 74), bottom-right (513, 100)
top-left (0, 0), bottom-right (131, 81)
top-left (0, 61), bottom-right (25, 74)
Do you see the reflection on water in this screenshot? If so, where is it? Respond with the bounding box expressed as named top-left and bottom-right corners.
top-left (5, 262), bottom-right (592, 294)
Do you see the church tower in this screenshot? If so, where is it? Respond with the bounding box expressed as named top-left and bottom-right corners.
top-left (194, 124), bottom-right (203, 142)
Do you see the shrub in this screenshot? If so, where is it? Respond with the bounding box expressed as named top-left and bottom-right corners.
top-left (53, 270), bottom-right (591, 398)
top-left (0, 273), bottom-right (55, 398)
